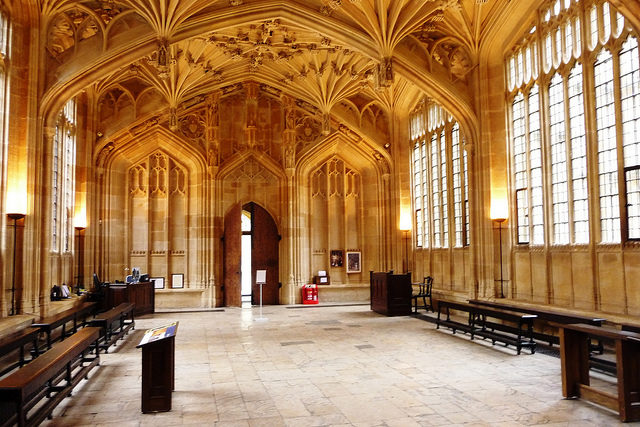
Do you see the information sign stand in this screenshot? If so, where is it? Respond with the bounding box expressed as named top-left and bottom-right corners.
top-left (255, 270), bottom-right (267, 322)
top-left (136, 321), bottom-right (179, 413)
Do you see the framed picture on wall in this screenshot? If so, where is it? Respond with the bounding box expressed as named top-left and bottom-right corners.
top-left (330, 250), bottom-right (343, 267)
top-left (346, 251), bottom-right (361, 273)
top-left (171, 273), bottom-right (184, 289)
top-left (151, 277), bottom-right (165, 289)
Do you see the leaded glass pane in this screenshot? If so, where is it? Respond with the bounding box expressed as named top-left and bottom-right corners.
top-left (440, 131), bottom-right (449, 248)
top-left (549, 74), bottom-right (569, 244)
top-left (517, 189), bottom-right (530, 243)
top-left (564, 20), bottom-right (572, 61)
top-left (595, 49), bottom-right (621, 243)
top-left (431, 133), bottom-right (440, 247)
top-left (590, 6), bottom-right (598, 49)
top-left (529, 86), bottom-right (544, 245)
top-left (626, 168), bottom-right (640, 239)
top-left (568, 64), bottom-right (589, 243)
top-left (602, 2), bottom-right (611, 42)
top-left (452, 124), bottom-right (463, 247)
top-left (620, 37), bottom-right (640, 168)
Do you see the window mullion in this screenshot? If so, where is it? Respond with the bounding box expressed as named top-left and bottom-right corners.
top-left (611, 46), bottom-right (628, 242)
top-left (540, 78), bottom-right (553, 248)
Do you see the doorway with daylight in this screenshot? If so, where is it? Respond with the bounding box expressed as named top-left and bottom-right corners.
top-left (223, 202), bottom-right (280, 307)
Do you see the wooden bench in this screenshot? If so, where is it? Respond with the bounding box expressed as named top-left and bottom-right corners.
top-left (0, 329), bottom-right (41, 377)
top-left (437, 300), bottom-right (537, 355)
top-left (86, 303), bottom-right (134, 353)
top-left (552, 322), bottom-right (640, 422)
top-left (469, 299), bottom-right (606, 347)
top-left (31, 302), bottom-right (97, 351)
top-left (0, 327), bottom-right (101, 427)
top-left (589, 321), bottom-right (640, 376)
top-left (621, 323), bottom-right (640, 334)
top-left (436, 300), bottom-right (475, 335)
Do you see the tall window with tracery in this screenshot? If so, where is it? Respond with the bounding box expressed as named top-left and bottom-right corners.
top-left (506, 0), bottom-right (639, 245)
top-left (410, 102), bottom-right (469, 249)
top-left (620, 36), bottom-right (640, 239)
top-left (0, 8), bottom-right (9, 187)
top-left (51, 99), bottom-right (76, 252)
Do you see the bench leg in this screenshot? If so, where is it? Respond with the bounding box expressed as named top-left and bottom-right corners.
top-left (19, 344), bottom-right (25, 368)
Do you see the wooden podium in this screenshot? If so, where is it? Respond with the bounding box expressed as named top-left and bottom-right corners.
top-left (136, 322), bottom-right (178, 413)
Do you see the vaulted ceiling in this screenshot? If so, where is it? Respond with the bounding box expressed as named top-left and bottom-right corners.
top-left (31, 0), bottom-right (528, 149)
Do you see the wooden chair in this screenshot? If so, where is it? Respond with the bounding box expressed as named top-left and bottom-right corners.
top-left (411, 276), bottom-right (433, 313)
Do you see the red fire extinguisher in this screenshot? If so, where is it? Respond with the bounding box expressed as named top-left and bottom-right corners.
top-left (302, 284), bottom-right (319, 304)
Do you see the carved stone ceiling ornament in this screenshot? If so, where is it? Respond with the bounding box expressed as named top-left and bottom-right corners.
top-left (43, 0), bottom-right (510, 143)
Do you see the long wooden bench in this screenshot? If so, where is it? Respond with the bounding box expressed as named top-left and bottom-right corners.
top-left (0, 327), bottom-right (100, 427)
top-left (621, 323), bottom-right (640, 334)
top-left (30, 302), bottom-right (97, 351)
top-left (436, 300), bottom-right (475, 335)
top-left (589, 321), bottom-right (640, 376)
top-left (552, 322), bottom-right (640, 422)
top-left (437, 300), bottom-right (537, 355)
top-left (0, 329), bottom-right (41, 377)
top-left (469, 299), bottom-right (606, 347)
top-left (87, 303), bottom-right (134, 353)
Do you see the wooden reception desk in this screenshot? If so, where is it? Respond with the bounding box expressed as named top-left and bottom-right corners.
top-left (104, 281), bottom-right (154, 316)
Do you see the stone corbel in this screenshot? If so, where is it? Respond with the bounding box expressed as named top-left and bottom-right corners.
top-left (321, 112), bottom-right (331, 135)
top-left (169, 107), bottom-right (178, 131)
top-left (375, 57), bottom-right (394, 90)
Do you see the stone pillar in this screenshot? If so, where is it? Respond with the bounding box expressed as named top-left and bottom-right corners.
top-left (38, 126), bottom-right (58, 315)
top-left (281, 95), bottom-right (298, 303)
top-left (205, 92), bottom-right (220, 306)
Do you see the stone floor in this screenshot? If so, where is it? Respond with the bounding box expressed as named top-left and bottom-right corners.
top-left (42, 304), bottom-right (632, 426)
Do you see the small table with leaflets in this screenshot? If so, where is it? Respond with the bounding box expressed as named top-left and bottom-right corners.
top-left (136, 321), bottom-right (179, 413)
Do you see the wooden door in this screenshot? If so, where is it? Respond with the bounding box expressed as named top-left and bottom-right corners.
top-left (223, 203), bottom-right (242, 307)
top-left (248, 203), bottom-right (279, 305)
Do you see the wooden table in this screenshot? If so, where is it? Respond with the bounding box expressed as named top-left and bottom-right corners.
top-left (551, 322), bottom-right (640, 422)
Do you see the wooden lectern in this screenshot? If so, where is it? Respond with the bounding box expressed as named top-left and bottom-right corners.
top-left (136, 322), bottom-right (178, 413)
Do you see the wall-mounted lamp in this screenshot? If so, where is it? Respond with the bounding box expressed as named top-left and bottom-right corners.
top-left (74, 209), bottom-right (87, 229)
top-left (491, 197), bottom-right (508, 298)
top-left (75, 226), bottom-right (86, 294)
top-left (7, 212), bottom-right (25, 315)
top-left (73, 210), bottom-right (87, 294)
top-left (399, 212), bottom-right (412, 274)
top-left (492, 217), bottom-right (507, 298)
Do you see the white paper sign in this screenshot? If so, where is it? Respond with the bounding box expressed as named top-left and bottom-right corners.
top-left (256, 269), bottom-right (267, 284)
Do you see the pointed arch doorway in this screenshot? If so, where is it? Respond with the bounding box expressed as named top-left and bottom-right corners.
top-left (223, 202), bottom-right (279, 307)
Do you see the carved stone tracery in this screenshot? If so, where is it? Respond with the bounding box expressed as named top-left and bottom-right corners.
top-left (46, 3), bottom-right (123, 59)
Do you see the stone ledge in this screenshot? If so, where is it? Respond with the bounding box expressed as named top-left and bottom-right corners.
top-left (155, 288), bottom-right (205, 309)
top-left (310, 284), bottom-right (369, 303)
